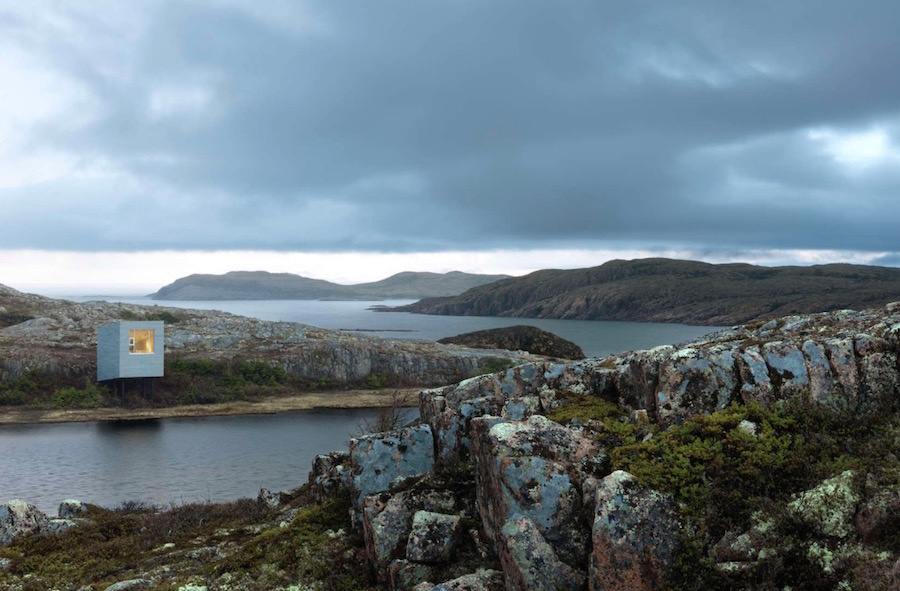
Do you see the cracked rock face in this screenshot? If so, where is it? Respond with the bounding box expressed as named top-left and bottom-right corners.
top-left (590, 471), bottom-right (680, 591)
top-left (0, 500), bottom-right (50, 546)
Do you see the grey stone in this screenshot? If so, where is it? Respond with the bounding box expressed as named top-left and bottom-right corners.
top-left (350, 424), bottom-right (436, 517)
top-left (425, 569), bottom-right (504, 591)
top-left (257, 488), bottom-right (280, 509)
top-left (389, 559), bottom-right (433, 591)
top-left (471, 415), bottom-right (603, 568)
top-left (406, 511), bottom-right (461, 563)
top-left (788, 470), bottom-right (860, 538)
top-left (0, 499), bottom-right (49, 546)
top-left (58, 498), bottom-right (88, 519)
top-left (106, 579), bottom-right (154, 591)
top-left (499, 514), bottom-right (584, 591)
top-left (309, 450), bottom-right (350, 503)
top-left (591, 470), bottom-right (681, 591)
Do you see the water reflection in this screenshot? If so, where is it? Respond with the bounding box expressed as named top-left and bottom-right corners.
top-left (0, 407), bottom-right (394, 515)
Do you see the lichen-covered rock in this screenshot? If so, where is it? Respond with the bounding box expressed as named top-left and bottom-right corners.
top-left (590, 470), bottom-right (680, 591)
top-left (708, 511), bottom-right (782, 575)
top-left (406, 511), bottom-right (461, 564)
top-left (362, 488), bottom-right (458, 581)
top-left (0, 499), bottom-right (50, 546)
top-left (105, 579), bottom-right (154, 591)
top-left (390, 558), bottom-right (434, 591)
top-left (350, 424), bottom-right (436, 517)
top-left (419, 569), bottom-right (504, 591)
top-left (788, 470), bottom-right (860, 538)
top-left (763, 342), bottom-right (809, 399)
top-left (422, 363), bottom-right (563, 466)
top-left (737, 346), bottom-right (775, 406)
top-left (656, 345), bottom-right (738, 424)
top-left (499, 514), bottom-right (585, 591)
top-left (309, 451), bottom-right (350, 503)
top-left (855, 335), bottom-right (900, 412)
top-left (47, 518), bottom-right (78, 535)
top-left (471, 414), bottom-right (605, 569)
top-left (58, 498), bottom-right (88, 519)
top-left (363, 491), bottom-right (418, 581)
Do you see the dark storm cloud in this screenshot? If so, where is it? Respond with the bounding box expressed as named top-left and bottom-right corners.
top-left (2, 0), bottom-right (900, 254)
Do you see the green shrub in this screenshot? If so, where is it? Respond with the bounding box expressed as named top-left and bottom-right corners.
top-left (52, 382), bottom-right (107, 408)
top-left (477, 356), bottom-right (515, 375)
top-left (364, 371), bottom-right (388, 390)
top-left (239, 360), bottom-right (287, 386)
top-left (0, 389), bottom-right (25, 406)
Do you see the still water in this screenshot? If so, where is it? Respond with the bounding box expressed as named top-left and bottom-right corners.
top-left (0, 408), bottom-right (401, 515)
top-left (4, 298), bottom-right (721, 514)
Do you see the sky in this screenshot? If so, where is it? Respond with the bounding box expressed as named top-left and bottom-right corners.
top-left (1, 1), bottom-right (899, 295)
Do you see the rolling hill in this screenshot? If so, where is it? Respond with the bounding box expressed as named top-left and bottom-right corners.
top-left (150, 270), bottom-right (510, 300)
top-left (383, 258), bottom-right (900, 325)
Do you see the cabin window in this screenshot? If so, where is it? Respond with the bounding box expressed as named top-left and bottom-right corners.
top-left (129, 329), bottom-right (154, 354)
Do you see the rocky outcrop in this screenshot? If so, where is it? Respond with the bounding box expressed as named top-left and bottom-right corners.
top-left (438, 325), bottom-right (585, 360)
top-left (339, 302), bottom-right (900, 590)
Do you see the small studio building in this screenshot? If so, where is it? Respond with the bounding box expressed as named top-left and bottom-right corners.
top-left (97, 321), bottom-right (164, 400)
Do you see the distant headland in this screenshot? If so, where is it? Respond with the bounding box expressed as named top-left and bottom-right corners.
top-left (149, 270), bottom-right (510, 300)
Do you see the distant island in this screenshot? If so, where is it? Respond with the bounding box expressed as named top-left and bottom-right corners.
top-left (150, 270), bottom-right (510, 300)
top-left (380, 258), bottom-right (900, 326)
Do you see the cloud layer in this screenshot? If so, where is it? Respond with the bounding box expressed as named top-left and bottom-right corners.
top-left (2, 0), bottom-right (899, 257)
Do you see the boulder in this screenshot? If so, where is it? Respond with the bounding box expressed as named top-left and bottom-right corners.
top-left (362, 488), bottom-right (457, 582)
top-left (257, 488), bottom-right (281, 509)
top-left (418, 569), bottom-right (504, 591)
top-left (390, 559), bottom-right (434, 591)
top-left (590, 471), bottom-right (680, 591)
top-left (309, 450), bottom-right (350, 503)
top-left (406, 511), bottom-right (461, 563)
top-left (737, 347), bottom-right (775, 406)
top-left (788, 470), bottom-right (859, 538)
top-left (499, 514), bottom-right (585, 591)
top-left (0, 499), bottom-right (49, 546)
top-left (47, 518), bottom-right (78, 535)
top-left (58, 499), bottom-right (88, 519)
top-left (762, 342), bottom-right (809, 399)
top-left (105, 579), bottom-right (154, 590)
top-left (350, 424), bottom-right (436, 518)
top-left (471, 414), bottom-right (606, 571)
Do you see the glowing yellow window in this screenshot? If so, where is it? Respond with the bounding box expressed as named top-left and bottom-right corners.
top-left (129, 329), bottom-right (154, 354)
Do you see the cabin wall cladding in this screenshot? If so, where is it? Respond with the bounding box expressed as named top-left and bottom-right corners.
top-left (96, 321), bottom-right (164, 381)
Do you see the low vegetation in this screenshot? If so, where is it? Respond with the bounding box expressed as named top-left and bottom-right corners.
top-left (0, 488), bottom-right (374, 591)
top-left (547, 394), bottom-right (900, 590)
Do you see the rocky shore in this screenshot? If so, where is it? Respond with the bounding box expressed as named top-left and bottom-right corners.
top-left (0, 284), bottom-right (546, 407)
top-left (3, 302), bottom-right (900, 589)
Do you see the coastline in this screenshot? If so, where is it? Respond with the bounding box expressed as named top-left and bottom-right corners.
top-left (0, 388), bottom-right (420, 425)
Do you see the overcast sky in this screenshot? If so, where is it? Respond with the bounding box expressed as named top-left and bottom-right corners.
top-left (2, 1), bottom-right (899, 293)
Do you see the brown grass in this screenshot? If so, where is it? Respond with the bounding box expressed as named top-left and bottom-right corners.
top-left (0, 388), bottom-right (419, 425)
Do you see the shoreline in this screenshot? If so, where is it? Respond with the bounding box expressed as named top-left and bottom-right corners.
top-left (0, 388), bottom-right (421, 426)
